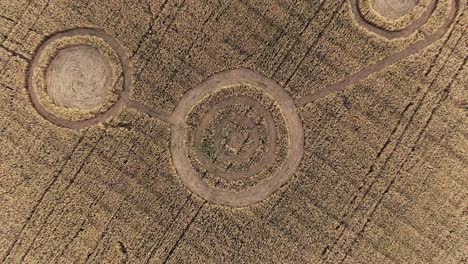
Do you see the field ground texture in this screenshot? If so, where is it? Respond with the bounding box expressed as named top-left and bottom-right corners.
top-left (0, 0), bottom-right (467, 263)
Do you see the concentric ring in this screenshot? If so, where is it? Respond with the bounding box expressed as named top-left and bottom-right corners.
top-left (213, 114), bottom-right (260, 164)
top-left (194, 95), bottom-right (277, 181)
top-left (171, 68), bottom-right (304, 207)
top-left (28, 28), bottom-right (131, 129)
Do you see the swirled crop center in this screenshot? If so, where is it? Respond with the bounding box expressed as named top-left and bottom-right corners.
top-left (171, 68), bottom-right (304, 207)
top-left (372, 0), bottom-right (419, 20)
top-left (46, 45), bottom-right (113, 109)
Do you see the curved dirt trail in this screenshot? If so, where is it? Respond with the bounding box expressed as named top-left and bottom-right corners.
top-left (295, 0), bottom-right (459, 107)
top-left (127, 100), bottom-right (173, 124)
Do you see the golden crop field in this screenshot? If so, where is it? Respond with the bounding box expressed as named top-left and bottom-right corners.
top-left (0, 0), bottom-right (467, 263)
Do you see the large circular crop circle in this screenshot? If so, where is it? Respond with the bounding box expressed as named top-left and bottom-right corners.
top-left (171, 68), bottom-right (304, 207)
top-left (28, 28), bottom-right (131, 129)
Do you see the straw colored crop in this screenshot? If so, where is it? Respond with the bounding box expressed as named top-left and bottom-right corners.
top-left (0, 0), bottom-right (466, 263)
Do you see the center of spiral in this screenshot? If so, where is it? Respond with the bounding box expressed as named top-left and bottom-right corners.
top-left (226, 130), bottom-right (246, 152)
top-left (372, 0), bottom-right (419, 20)
top-left (218, 117), bottom-right (254, 156)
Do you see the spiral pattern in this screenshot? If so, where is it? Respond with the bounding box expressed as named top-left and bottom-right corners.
top-left (46, 45), bottom-right (113, 109)
top-left (372, 0), bottom-right (419, 20)
top-left (171, 69), bottom-right (304, 207)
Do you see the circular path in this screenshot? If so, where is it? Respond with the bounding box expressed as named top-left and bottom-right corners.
top-left (171, 68), bottom-right (304, 207)
top-left (28, 28), bottom-right (132, 129)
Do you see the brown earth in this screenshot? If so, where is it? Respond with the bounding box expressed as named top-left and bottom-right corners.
top-left (0, 0), bottom-right (467, 263)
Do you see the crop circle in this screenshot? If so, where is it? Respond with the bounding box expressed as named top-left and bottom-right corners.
top-left (351, 0), bottom-right (437, 39)
top-left (171, 68), bottom-right (304, 207)
top-left (28, 28), bottom-right (131, 129)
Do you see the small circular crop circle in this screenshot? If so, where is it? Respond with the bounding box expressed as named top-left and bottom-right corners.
top-left (28, 28), bottom-right (131, 129)
top-left (352, 0), bottom-right (436, 39)
top-left (171, 68), bottom-right (304, 207)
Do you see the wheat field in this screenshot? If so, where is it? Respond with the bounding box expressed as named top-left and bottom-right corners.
top-left (0, 0), bottom-right (467, 263)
